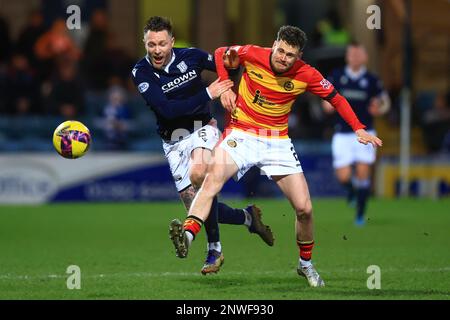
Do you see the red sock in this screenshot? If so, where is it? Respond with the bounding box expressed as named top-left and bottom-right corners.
top-left (183, 215), bottom-right (203, 240)
top-left (297, 240), bottom-right (314, 261)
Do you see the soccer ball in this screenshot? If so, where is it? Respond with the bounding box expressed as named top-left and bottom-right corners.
top-left (53, 120), bottom-right (91, 159)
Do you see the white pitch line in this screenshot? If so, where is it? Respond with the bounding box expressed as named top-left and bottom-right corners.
top-left (0, 267), bottom-right (449, 281)
top-left (0, 271), bottom-right (274, 280)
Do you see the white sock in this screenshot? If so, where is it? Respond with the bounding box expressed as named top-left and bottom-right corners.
top-left (207, 242), bottom-right (222, 252)
top-left (299, 258), bottom-right (312, 268)
top-left (186, 232), bottom-right (194, 246)
top-left (243, 209), bottom-right (252, 227)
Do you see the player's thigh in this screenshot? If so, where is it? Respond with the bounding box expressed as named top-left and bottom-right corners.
top-left (207, 146), bottom-right (240, 186)
top-left (335, 166), bottom-right (352, 183)
top-left (355, 162), bottom-right (372, 180)
top-left (198, 146), bottom-right (237, 196)
top-left (218, 129), bottom-right (261, 180)
top-left (259, 138), bottom-right (302, 178)
top-left (189, 125), bottom-right (219, 183)
top-left (272, 173), bottom-right (312, 213)
top-left (191, 147), bottom-right (213, 166)
top-left (190, 147), bottom-right (212, 181)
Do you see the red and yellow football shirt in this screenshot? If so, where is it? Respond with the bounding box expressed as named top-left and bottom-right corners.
top-left (215, 45), bottom-right (365, 138)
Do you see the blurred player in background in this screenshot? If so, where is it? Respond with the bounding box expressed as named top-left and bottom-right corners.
top-left (132, 16), bottom-right (274, 275)
top-left (169, 25), bottom-right (382, 287)
top-left (323, 42), bottom-right (390, 226)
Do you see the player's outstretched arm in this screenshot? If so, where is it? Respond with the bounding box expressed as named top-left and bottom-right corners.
top-left (307, 68), bottom-right (383, 148)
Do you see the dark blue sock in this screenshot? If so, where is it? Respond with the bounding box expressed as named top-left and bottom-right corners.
top-left (342, 181), bottom-right (355, 203)
top-left (204, 196), bottom-right (220, 243)
top-left (217, 202), bottom-right (245, 225)
top-left (356, 186), bottom-right (370, 219)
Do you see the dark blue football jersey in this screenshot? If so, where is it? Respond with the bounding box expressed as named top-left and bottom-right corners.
top-left (328, 67), bottom-right (384, 133)
top-left (132, 47), bottom-right (216, 140)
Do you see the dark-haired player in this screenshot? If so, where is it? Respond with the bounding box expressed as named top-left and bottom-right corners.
top-left (132, 16), bottom-right (274, 275)
top-left (170, 25), bottom-right (382, 287)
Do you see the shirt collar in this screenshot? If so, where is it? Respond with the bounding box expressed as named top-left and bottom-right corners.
top-left (164, 50), bottom-right (176, 72)
top-left (345, 66), bottom-right (367, 80)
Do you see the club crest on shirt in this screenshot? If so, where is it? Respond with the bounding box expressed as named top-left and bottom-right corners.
top-left (284, 80), bottom-right (294, 91)
top-left (227, 139), bottom-right (237, 148)
top-left (359, 78), bottom-right (368, 88)
top-left (320, 78), bottom-right (332, 90)
top-left (177, 61), bottom-right (188, 73)
top-left (138, 82), bottom-right (149, 93)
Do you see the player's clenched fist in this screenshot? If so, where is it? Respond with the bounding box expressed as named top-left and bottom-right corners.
top-left (223, 48), bottom-right (240, 69)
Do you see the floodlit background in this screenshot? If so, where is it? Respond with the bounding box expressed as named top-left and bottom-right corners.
top-left (0, 0), bottom-right (449, 202)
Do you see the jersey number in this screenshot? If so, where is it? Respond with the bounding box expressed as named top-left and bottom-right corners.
top-left (198, 129), bottom-right (208, 142)
top-left (291, 146), bottom-right (300, 163)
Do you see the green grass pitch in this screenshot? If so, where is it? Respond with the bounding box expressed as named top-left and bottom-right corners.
top-left (0, 198), bottom-right (449, 300)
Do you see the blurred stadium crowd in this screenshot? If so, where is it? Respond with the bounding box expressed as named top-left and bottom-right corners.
top-left (0, 8), bottom-right (156, 151)
top-left (0, 1), bottom-right (449, 155)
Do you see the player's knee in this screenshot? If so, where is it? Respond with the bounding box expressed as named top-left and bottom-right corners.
top-left (355, 172), bottom-right (371, 181)
top-left (189, 167), bottom-right (206, 188)
top-left (202, 171), bottom-right (223, 197)
top-left (294, 199), bottom-right (312, 220)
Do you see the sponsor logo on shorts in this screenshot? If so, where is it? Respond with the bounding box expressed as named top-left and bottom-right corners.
top-left (227, 139), bottom-right (237, 148)
top-left (198, 128), bottom-right (208, 142)
top-left (283, 81), bottom-right (294, 91)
